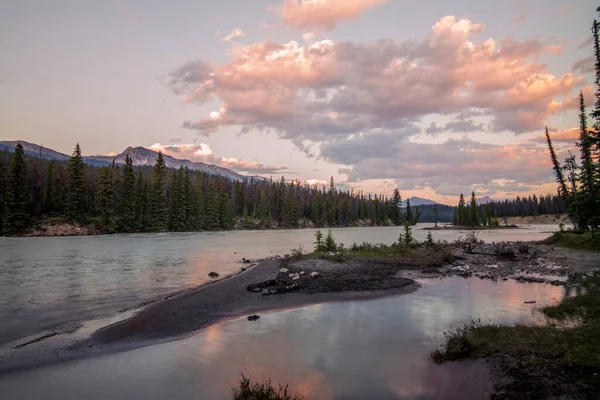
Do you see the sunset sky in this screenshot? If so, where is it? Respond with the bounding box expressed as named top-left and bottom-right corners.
top-left (0, 0), bottom-right (595, 204)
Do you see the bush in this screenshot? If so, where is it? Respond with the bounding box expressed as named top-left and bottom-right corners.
top-left (232, 375), bottom-right (304, 400)
top-left (290, 246), bottom-right (306, 260)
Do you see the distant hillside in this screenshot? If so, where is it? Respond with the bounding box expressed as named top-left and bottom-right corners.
top-left (86, 146), bottom-right (251, 181)
top-left (0, 140), bottom-right (111, 167)
top-left (0, 141), bottom-right (262, 182)
top-left (402, 196), bottom-right (443, 207)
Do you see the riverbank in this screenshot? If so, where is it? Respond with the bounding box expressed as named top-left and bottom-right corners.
top-left (503, 213), bottom-right (570, 226)
top-left (432, 272), bottom-right (600, 399)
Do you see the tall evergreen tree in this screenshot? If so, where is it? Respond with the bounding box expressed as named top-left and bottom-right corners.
top-left (66, 143), bottom-right (86, 223)
top-left (43, 161), bottom-right (56, 213)
top-left (391, 188), bottom-right (402, 225)
top-left (577, 92), bottom-right (596, 232)
top-left (96, 166), bottom-right (114, 229)
top-left (149, 151), bottom-right (168, 231)
top-left (545, 127), bottom-right (569, 198)
top-left (457, 193), bottom-right (467, 226)
top-left (3, 144), bottom-right (30, 234)
top-left (433, 203), bottom-right (438, 228)
top-left (134, 170), bottom-right (148, 231)
top-left (469, 192), bottom-right (480, 226)
top-left (118, 154), bottom-right (136, 232)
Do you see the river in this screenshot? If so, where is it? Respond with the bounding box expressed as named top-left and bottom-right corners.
top-left (0, 224), bottom-right (558, 348)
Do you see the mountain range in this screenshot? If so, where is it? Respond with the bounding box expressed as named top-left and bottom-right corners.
top-left (0, 140), bottom-right (254, 182)
top-left (1, 140), bottom-right (497, 207)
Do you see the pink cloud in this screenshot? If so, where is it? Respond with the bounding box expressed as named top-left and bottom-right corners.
top-left (218, 157), bottom-right (287, 174)
top-left (170, 15), bottom-right (582, 142)
top-left (223, 28), bottom-right (245, 42)
top-left (273, 0), bottom-right (389, 31)
top-left (148, 143), bottom-right (215, 163)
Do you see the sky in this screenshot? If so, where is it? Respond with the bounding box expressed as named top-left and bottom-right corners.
top-left (0, 0), bottom-right (595, 204)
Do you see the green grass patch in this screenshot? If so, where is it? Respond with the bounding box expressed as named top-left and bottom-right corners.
top-left (232, 375), bottom-right (304, 400)
top-left (543, 231), bottom-right (600, 252)
top-left (432, 275), bottom-right (600, 399)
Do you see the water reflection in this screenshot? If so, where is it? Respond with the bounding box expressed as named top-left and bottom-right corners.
top-left (0, 277), bottom-right (564, 399)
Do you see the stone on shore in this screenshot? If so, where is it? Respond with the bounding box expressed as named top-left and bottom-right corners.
top-left (310, 272), bottom-right (320, 278)
top-left (280, 268), bottom-right (289, 273)
top-left (208, 272), bottom-right (219, 277)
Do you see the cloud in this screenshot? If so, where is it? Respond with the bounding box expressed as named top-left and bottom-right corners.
top-left (170, 15), bottom-right (582, 144)
top-left (425, 119), bottom-right (484, 136)
top-left (148, 143), bottom-right (215, 163)
top-left (320, 133), bottom-right (559, 195)
top-left (271, 0), bottom-right (389, 31)
top-left (218, 157), bottom-right (287, 174)
top-left (223, 28), bottom-right (245, 42)
top-left (529, 127), bottom-right (580, 144)
top-left (578, 37), bottom-right (594, 50)
top-left (515, 12), bottom-right (527, 24)
top-left (572, 56), bottom-right (594, 74)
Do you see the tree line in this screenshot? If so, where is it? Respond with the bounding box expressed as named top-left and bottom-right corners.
top-left (545, 8), bottom-right (600, 236)
top-left (0, 145), bottom-right (421, 235)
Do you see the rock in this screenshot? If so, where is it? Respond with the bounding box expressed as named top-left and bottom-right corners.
top-left (310, 272), bottom-right (320, 278)
top-left (208, 272), bottom-right (219, 277)
top-left (262, 289), bottom-right (269, 295)
top-left (289, 273), bottom-right (295, 278)
top-left (524, 300), bottom-right (536, 304)
top-left (247, 315), bottom-right (260, 321)
top-left (292, 273), bottom-right (300, 280)
top-left (241, 267), bottom-right (247, 272)
top-left (300, 271), bottom-right (305, 276)
top-left (280, 268), bottom-right (290, 273)
top-left (253, 288), bottom-right (261, 292)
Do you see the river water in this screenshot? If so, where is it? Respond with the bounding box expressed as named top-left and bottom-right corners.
top-left (0, 224), bottom-right (558, 348)
top-left (0, 277), bottom-right (564, 399)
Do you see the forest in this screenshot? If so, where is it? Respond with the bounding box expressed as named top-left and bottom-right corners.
top-left (0, 144), bottom-right (422, 235)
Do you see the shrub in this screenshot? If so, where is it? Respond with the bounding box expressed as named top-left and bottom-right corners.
top-left (232, 375), bottom-right (304, 400)
top-left (290, 246), bottom-right (306, 260)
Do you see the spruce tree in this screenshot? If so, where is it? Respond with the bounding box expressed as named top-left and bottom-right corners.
top-left (3, 143), bottom-right (30, 234)
top-left (434, 203), bottom-right (438, 228)
top-left (469, 192), bottom-right (480, 227)
top-left (324, 229), bottom-right (336, 251)
top-left (577, 92), bottom-right (596, 232)
top-left (134, 170), bottom-right (147, 231)
top-left (403, 222), bottom-right (413, 248)
top-left (149, 151), bottom-right (168, 231)
top-left (258, 190), bottom-right (268, 227)
top-left (66, 143), bottom-right (86, 223)
top-left (406, 198), bottom-right (413, 225)
top-left (545, 127), bottom-right (569, 198)
top-left (205, 182), bottom-right (220, 230)
top-left (457, 193), bottom-right (466, 226)
top-left (43, 161), bottom-right (56, 213)
top-left (96, 166), bottom-right (114, 229)
top-left (118, 154), bottom-right (136, 232)
top-left (391, 188), bottom-right (402, 225)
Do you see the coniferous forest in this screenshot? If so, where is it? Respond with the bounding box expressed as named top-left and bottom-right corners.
top-left (0, 145), bottom-right (419, 235)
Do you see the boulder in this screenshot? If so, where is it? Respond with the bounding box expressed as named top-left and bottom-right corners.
top-left (247, 315), bottom-right (260, 321)
top-left (310, 272), bottom-right (320, 278)
top-left (289, 273), bottom-right (295, 278)
top-left (280, 268), bottom-right (290, 273)
top-left (208, 272), bottom-right (219, 277)
top-left (300, 271), bottom-right (305, 276)
top-left (292, 274), bottom-right (300, 280)
top-left (262, 289), bottom-right (269, 295)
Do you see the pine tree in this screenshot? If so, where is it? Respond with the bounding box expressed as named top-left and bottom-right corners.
top-left (469, 192), bottom-right (480, 227)
top-left (149, 151), bottom-right (168, 231)
top-left (43, 161), bottom-right (56, 213)
top-left (391, 188), bottom-right (402, 225)
top-left (66, 143), bottom-right (86, 223)
top-left (118, 154), bottom-right (136, 232)
top-left (218, 188), bottom-right (232, 229)
top-left (406, 198), bottom-right (413, 225)
top-left (577, 92), bottom-right (596, 232)
top-left (3, 143), bottom-right (30, 234)
top-left (258, 190), bottom-right (268, 227)
top-left (433, 203), bottom-right (438, 228)
top-left (168, 167), bottom-right (186, 231)
top-left (545, 127), bottom-right (569, 198)
top-left (324, 229), bottom-right (336, 251)
top-left (426, 230), bottom-right (434, 247)
top-left (96, 166), bottom-right (114, 229)
top-left (457, 193), bottom-right (466, 226)
top-left (134, 170), bottom-right (147, 231)
top-left (403, 222), bottom-right (413, 247)
top-left (314, 229), bottom-right (324, 252)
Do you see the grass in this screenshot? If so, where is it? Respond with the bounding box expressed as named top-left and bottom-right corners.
top-left (432, 275), bottom-right (600, 399)
top-left (543, 230), bottom-right (600, 252)
top-left (232, 375), bottom-right (304, 400)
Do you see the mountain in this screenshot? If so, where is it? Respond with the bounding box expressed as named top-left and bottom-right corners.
top-left (86, 146), bottom-right (251, 181)
top-left (402, 196), bottom-right (441, 207)
top-left (0, 140), bottom-right (110, 167)
top-left (0, 140), bottom-right (260, 182)
top-left (478, 196), bottom-right (494, 204)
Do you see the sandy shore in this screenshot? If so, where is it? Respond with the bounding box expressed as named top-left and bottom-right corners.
top-left (92, 259), bottom-right (418, 343)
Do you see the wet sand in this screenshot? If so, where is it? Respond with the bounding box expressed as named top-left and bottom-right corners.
top-left (93, 259), bottom-right (418, 343)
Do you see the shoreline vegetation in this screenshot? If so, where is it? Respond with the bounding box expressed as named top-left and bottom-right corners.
top-left (1, 212), bottom-right (570, 238)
